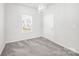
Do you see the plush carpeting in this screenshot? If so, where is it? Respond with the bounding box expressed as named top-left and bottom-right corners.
top-left (1, 37), bottom-right (79, 56)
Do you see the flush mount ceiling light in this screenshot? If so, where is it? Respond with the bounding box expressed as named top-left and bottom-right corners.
top-left (37, 4), bottom-right (46, 14)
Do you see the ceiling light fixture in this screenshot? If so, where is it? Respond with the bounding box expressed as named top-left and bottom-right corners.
top-left (38, 4), bottom-right (46, 14)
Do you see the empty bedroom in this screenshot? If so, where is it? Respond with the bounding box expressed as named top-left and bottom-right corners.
top-left (0, 3), bottom-right (79, 56)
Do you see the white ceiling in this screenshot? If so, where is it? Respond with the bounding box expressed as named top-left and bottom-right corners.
top-left (19, 3), bottom-right (53, 9)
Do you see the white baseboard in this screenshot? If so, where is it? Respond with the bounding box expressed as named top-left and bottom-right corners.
top-left (6, 36), bottom-right (41, 44)
top-left (43, 35), bottom-right (79, 54)
top-left (5, 35), bottom-right (79, 54)
top-left (0, 42), bottom-right (6, 55)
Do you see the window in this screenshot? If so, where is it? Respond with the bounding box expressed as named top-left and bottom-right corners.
top-left (21, 15), bottom-right (32, 32)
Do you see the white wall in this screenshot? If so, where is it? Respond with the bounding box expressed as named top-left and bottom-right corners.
top-left (5, 4), bottom-right (42, 43)
top-left (43, 14), bottom-right (55, 38)
top-left (43, 3), bottom-right (79, 53)
top-left (5, 3), bottom-right (79, 53)
top-left (0, 3), bottom-right (5, 54)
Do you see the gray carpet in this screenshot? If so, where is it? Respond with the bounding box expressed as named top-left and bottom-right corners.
top-left (1, 37), bottom-right (79, 56)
